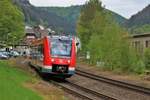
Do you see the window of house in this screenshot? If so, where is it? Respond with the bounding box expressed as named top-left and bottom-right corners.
top-left (145, 40), bottom-right (150, 48)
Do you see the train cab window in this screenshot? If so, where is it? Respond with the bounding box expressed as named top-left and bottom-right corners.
top-left (51, 39), bottom-right (72, 57)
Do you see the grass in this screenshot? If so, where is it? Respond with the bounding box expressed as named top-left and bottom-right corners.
top-left (0, 60), bottom-right (42, 100)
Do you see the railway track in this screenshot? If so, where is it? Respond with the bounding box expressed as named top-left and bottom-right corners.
top-left (29, 62), bottom-right (149, 99)
top-left (29, 62), bottom-right (116, 100)
top-left (76, 69), bottom-right (150, 95)
top-left (51, 80), bottom-right (117, 100)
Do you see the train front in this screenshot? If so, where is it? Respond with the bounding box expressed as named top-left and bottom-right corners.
top-left (44, 36), bottom-right (76, 78)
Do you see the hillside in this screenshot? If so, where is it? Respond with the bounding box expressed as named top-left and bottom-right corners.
top-left (39, 6), bottom-right (127, 26)
top-left (39, 6), bottom-right (81, 28)
top-left (13, 0), bottom-right (126, 33)
top-left (13, 0), bottom-right (75, 33)
top-left (125, 4), bottom-right (150, 34)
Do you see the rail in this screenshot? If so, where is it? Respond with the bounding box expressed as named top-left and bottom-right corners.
top-left (51, 80), bottom-right (117, 100)
top-left (76, 69), bottom-right (150, 95)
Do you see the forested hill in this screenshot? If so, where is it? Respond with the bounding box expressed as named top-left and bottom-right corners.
top-left (12, 0), bottom-right (75, 33)
top-left (39, 6), bottom-right (81, 29)
top-left (124, 4), bottom-right (150, 34)
top-left (39, 6), bottom-right (126, 26)
top-left (125, 4), bottom-right (150, 27)
top-left (12, 0), bottom-right (126, 33)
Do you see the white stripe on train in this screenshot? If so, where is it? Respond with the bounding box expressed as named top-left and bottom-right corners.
top-left (43, 65), bottom-right (75, 71)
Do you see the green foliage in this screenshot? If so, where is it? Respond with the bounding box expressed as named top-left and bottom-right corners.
top-left (88, 34), bottom-right (101, 64)
top-left (77, 0), bottom-right (103, 51)
top-left (130, 24), bottom-right (150, 34)
top-left (40, 5), bottom-right (126, 33)
top-left (0, 61), bottom-right (42, 100)
top-left (131, 60), bottom-right (145, 74)
top-left (40, 6), bottom-right (81, 24)
top-left (0, 0), bottom-right (25, 44)
top-left (144, 48), bottom-right (150, 69)
top-left (77, 0), bottom-right (146, 74)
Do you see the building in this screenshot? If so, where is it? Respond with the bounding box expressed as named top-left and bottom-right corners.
top-left (34, 25), bottom-right (50, 38)
top-left (130, 33), bottom-right (150, 54)
top-left (14, 26), bottom-right (36, 55)
top-left (24, 26), bottom-right (36, 45)
top-left (24, 25), bottom-right (52, 45)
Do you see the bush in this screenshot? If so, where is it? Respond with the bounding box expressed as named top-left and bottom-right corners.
top-left (131, 60), bottom-right (145, 74)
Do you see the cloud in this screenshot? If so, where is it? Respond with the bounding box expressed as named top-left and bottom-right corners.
top-left (29, 0), bottom-right (87, 7)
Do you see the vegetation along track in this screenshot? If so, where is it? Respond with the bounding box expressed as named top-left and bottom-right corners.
top-left (76, 69), bottom-right (150, 95)
top-left (51, 80), bottom-right (117, 100)
top-left (28, 62), bottom-right (116, 100)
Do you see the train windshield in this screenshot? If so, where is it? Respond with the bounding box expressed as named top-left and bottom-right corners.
top-left (51, 39), bottom-right (72, 57)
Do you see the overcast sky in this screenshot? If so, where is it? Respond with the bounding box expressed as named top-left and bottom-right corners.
top-left (29, 0), bottom-right (150, 19)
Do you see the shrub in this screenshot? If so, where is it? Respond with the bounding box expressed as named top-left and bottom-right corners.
top-left (131, 60), bottom-right (145, 74)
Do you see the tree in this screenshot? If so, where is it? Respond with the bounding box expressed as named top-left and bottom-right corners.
top-left (77, 0), bottom-right (103, 51)
top-left (91, 11), bottom-right (145, 73)
top-left (77, 0), bottom-right (145, 74)
top-left (0, 0), bottom-right (25, 45)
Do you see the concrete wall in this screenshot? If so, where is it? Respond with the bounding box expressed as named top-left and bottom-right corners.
top-left (130, 36), bottom-right (150, 54)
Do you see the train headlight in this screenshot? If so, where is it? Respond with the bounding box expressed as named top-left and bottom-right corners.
top-left (51, 59), bottom-right (54, 62)
top-left (68, 60), bottom-right (70, 63)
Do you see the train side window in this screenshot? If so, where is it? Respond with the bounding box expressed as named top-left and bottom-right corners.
top-left (31, 47), bottom-right (38, 59)
top-left (37, 45), bottom-right (44, 61)
top-left (30, 44), bottom-right (44, 60)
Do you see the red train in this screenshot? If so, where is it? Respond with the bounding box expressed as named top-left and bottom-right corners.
top-left (30, 35), bottom-right (76, 78)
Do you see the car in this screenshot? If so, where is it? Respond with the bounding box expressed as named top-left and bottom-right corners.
top-left (10, 51), bottom-right (20, 57)
top-left (1, 51), bottom-right (12, 58)
top-left (0, 52), bottom-right (9, 59)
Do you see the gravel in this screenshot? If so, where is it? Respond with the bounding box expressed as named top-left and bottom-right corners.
top-left (68, 74), bottom-right (150, 100)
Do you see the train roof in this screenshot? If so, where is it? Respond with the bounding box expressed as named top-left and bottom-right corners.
top-left (48, 35), bottom-right (74, 41)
